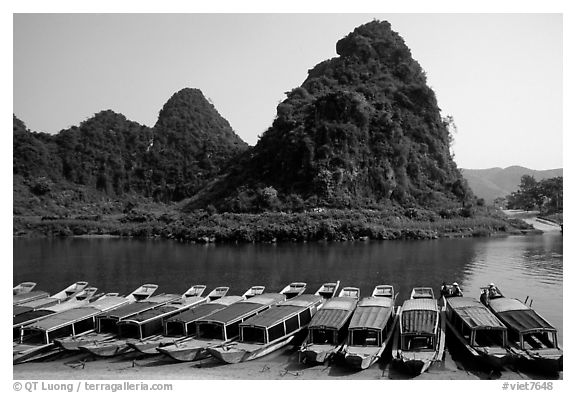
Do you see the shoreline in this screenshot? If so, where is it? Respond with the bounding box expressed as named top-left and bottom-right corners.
top-left (13, 208), bottom-right (540, 243)
top-left (13, 346), bottom-right (560, 381)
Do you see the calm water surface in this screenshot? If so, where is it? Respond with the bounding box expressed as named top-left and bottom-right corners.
top-left (13, 233), bottom-right (563, 344)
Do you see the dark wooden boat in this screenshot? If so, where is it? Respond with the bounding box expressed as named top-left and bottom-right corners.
top-left (445, 296), bottom-right (510, 369)
top-left (481, 286), bottom-right (562, 374)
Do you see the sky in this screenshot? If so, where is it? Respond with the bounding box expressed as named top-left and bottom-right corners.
top-left (13, 13), bottom-right (562, 170)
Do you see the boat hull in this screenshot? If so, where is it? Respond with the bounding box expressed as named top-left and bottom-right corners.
top-left (209, 335), bottom-right (295, 364)
top-left (128, 337), bottom-right (184, 355)
top-left (79, 341), bottom-right (132, 357)
top-left (344, 353), bottom-right (376, 370)
top-left (157, 345), bottom-right (209, 362)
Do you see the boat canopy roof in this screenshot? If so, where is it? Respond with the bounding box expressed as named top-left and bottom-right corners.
top-left (240, 295), bottom-right (322, 329)
top-left (402, 298), bottom-right (438, 312)
top-left (244, 293), bottom-right (285, 305)
top-left (447, 297), bottom-right (506, 330)
top-left (13, 291), bottom-right (49, 304)
top-left (23, 308), bottom-right (98, 332)
top-left (309, 298), bottom-right (357, 330)
top-left (489, 298), bottom-right (530, 313)
top-left (98, 301), bottom-right (163, 320)
top-left (349, 297), bottom-right (394, 330)
top-left (499, 309), bottom-right (556, 334)
top-left (85, 296), bottom-right (127, 312)
top-left (14, 310), bottom-right (53, 326)
top-left (401, 299), bottom-right (438, 335)
top-left (119, 305), bottom-right (180, 324)
top-left (197, 303), bottom-right (263, 324)
top-left (166, 303), bottom-right (228, 324)
top-left (13, 305), bottom-right (34, 316)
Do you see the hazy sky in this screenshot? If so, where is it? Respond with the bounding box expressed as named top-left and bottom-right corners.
top-left (13, 13), bottom-right (562, 170)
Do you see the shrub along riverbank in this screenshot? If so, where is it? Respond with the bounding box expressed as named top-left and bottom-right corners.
top-left (13, 206), bottom-right (538, 243)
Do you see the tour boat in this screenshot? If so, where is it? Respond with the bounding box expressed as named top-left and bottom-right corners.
top-left (13, 290), bottom-right (152, 364)
top-left (78, 286), bottom-right (216, 357)
top-left (208, 294), bottom-right (324, 364)
top-left (444, 296), bottom-right (510, 370)
top-left (55, 290), bottom-right (185, 351)
top-left (129, 295), bottom-right (244, 354)
top-left (341, 285), bottom-right (399, 370)
top-left (392, 287), bottom-right (445, 375)
top-left (299, 294), bottom-right (358, 364)
top-left (157, 293), bottom-right (285, 362)
top-left (480, 286), bottom-right (562, 374)
top-left (13, 287), bottom-right (99, 339)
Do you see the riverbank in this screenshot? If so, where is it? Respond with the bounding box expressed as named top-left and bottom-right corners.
top-left (13, 207), bottom-right (538, 243)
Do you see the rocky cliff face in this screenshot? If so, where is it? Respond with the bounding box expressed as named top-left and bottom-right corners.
top-left (186, 20), bottom-right (470, 212)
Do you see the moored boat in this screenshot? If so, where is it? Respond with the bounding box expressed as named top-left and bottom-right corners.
top-left (299, 295), bottom-right (358, 364)
top-left (208, 294), bottom-right (324, 364)
top-left (13, 291), bottom-right (141, 364)
top-left (13, 287), bottom-right (99, 339)
top-left (280, 282), bottom-right (307, 299)
top-left (157, 293), bottom-right (285, 362)
top-left (129, 295), bottom-right (245, 354)
top-left (55, 289), bottom-right (181, 351)
top-left (445, 296), bottom-right (510, 370)
top-left (480, 285), bottom-right (562, 374)
top-left (392, 287), bottom-right (445, 375)
top-left (314, 281), bottom-right (340, 299)
top-left (342, 286), bottom-right (399, 370)
top-left (78, 285), bottom-right (213, 357)
top-left (13, 282), bottom-right (37, 295)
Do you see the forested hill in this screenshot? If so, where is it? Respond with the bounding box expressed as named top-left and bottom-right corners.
top-left (13, 88), bottom-right (248, 213)
top-left (185, 20), bottom-right (471, 212)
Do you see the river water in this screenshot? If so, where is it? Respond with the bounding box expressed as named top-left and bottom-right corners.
top-left (13, 232), bottom-right (563, 346)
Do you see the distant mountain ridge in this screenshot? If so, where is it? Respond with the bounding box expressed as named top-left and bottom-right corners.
top-left (461, 166), bottom-right (563, 203)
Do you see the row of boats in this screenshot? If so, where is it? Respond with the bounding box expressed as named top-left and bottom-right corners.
top-left (12, 280), bottom-right (562, 375)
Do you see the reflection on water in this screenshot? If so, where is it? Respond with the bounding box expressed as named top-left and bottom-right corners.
top-left (13, 233), bottom-right (562, 344)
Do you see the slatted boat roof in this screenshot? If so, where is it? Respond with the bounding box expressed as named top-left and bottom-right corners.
top-left (401, 299), bottom-right (438, 335)
top-left (22, 308), bottom-right (99, 332)
top-left (119, 305), bottom-right (180, 324)
top-left (309, 298), bottom-right (357, 330)
top-left (488, 298), bottom-right (530, 313)
top-left (14, 310), bottom-right (53, 325)
top-left (498, 309), bottom-right (556, 334)
top-left (13, 291), bottom-right (49, 305)
top-left (196, 293), bottom-right (284, 325)
top-left (489, 298), bottom-right (556, 334)
top-left (87, 296), bottom-right (129, 312)
top-left (166, 303), bottom-right (228, 324)
top-left (349, 297), bottom-right (394, 330)
top-left (447, 297), bottom-right (506, 330)
top-left (240, 296), bottom-right (322, 329)
top-left (97, 295), bottom-right (178, 320)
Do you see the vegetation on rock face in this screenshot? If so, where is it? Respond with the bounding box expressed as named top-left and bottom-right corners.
top-left (13, 88), bottom-right (248, 212)
top-left (185, 20), bottom-right (471, 213)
